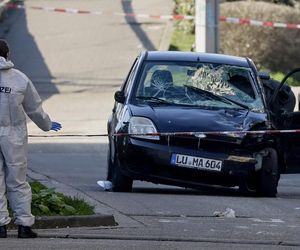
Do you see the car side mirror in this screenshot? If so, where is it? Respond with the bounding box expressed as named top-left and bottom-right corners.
top-left (114, 91), bottom-right (125, 104)
top-left (258, 72), bottom-right (270, 80)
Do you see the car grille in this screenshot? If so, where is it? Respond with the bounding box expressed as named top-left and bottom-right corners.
top-left (160, 135), bottom-right (242, 154)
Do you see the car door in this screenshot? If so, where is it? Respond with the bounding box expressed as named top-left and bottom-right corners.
top-left (280, 110), bottom-right (300, 173)
top-left (273, 69), bottom-right (300, 173)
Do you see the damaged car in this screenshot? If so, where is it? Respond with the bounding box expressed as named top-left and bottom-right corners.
top-left (107, 51), bottom-right (299, 197)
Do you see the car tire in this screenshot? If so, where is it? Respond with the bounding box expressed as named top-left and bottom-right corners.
top-left (111, 152), bottom-right (133, 192)
top-left (256, 148), bottom-right (279, 197)
top-left (238, 176), bottom-right (256, 196)
top-left (106, 145), bottom-right (113, 182)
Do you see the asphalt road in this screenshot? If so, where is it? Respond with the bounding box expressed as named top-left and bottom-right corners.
top-left (0, 0), bottom-right (300, 249)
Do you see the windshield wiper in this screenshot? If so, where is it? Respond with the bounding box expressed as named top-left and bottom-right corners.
top-left (184, 85), bottom-right (249, 110)
top-left (135, 96), bottom-right (172, 105)
top-left (220, 95), bottom-right (250, 110)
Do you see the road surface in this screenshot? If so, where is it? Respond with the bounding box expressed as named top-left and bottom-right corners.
top-left (0, 1), bottom-right (299, 249)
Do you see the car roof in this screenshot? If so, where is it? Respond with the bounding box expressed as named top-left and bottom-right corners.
top-left (143, 51), bottom-right (250, 68)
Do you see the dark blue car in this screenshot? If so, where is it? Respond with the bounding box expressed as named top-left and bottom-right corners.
top-left (107, 51), bottom-right (299, 197)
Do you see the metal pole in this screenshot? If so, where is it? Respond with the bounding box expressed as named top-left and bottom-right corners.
top-left (195, 0), bottom-right (206, 53)
top-left (195, 0), bottom-right (219, 53)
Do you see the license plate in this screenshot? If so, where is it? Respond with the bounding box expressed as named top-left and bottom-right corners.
top-left (171, 153), bottom-right (222, 172)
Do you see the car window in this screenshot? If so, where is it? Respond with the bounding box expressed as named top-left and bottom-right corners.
top-left (123, 58), bottom-right (139, 97)
top-left (135, 62), bottom-right (264, 111)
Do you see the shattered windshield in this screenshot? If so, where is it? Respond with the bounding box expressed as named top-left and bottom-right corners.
top-left (135, 61), bottom-right (264, 111)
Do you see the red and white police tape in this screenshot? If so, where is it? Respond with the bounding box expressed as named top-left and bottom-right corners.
top-left (28, 129), bottom-right (300, 138)
top-left (219, 16), bottom-right (300, 30)
top-left (7, 3), bottom-right (103, 15)
top-left (6, 3), bottom-right (193, 20)
top-left (6, 3), bottom-right (300, 29)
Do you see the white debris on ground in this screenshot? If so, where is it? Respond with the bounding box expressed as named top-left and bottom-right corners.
top-left (250, 218), bottom-right (284, 223)
top-left (213, 208), bottom-right (236, 218)
top-left (97, 180), bottom-right (112, 191)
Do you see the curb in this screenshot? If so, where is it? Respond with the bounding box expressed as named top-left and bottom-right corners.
top-left (9, 214), bottom-right (117, 229)
top-left (158, 1), bottom-right (174, 51)
top-left (159, 19), bottom-right (173, 51)
top-left (34, 214), bottom-right (117, 229)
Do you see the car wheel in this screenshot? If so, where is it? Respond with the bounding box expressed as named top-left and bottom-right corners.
top-left (111, 152), bottom-right (133, 192)
top-left (238, 176), bottom-right (256, 196)
top-left (106, 153), bottom-right (112, 182)
top-left (256, 148), bottom-right (279, 197)
top-left (106, 145), bottom-right (113, 182)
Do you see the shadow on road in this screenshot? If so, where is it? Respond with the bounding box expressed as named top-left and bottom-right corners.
top-left (121, 1), bottom-right (156, 51)
top-left (132, 185), bottom-right (242, 197)
top-left (28, 140), bottom-right (108, 192)
top-left (0, 2), bottom-right (58, 100)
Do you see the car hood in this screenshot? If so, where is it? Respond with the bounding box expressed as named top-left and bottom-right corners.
top-left (128, 104), bottom-right (267, 133)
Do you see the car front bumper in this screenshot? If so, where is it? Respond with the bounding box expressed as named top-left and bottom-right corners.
top-left (117, 137), bottom-right (257, 188)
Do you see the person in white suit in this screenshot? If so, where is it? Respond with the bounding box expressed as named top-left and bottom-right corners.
top-left (0, 39), bottom-right (61, 238)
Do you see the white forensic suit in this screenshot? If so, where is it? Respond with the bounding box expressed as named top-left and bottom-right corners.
top-left (0, 56), bottom-right (52, 226)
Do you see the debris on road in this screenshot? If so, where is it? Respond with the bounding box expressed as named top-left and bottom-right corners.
top-left (213, 208), bottom-right (236, 218)
top-left (250, 218), bottom-right (284, 223)
top-left (97, 180), bottom-right (112, 191)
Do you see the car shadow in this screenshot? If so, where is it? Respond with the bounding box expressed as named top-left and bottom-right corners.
top-left (132, 184), bottom-right (242, 197)
top-left (0, 1), bottom-right (58, 101)
top-left (132, 178), bottom-right (300, 199)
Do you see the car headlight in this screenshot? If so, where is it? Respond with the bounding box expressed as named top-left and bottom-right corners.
top-left (128, 117), bottom-right (160, 140)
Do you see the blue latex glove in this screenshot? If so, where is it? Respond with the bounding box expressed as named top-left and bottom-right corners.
top-left (50, 122), bottom-right (62, 131)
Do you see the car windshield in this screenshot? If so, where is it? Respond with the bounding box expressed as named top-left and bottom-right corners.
top-left (134, 61), bottom-right (264, 111)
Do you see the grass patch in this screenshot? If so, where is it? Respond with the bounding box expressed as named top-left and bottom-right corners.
top-left (269, 71), bottom-right (300, 87)
top-left (30, 181), bottom-right (94, 216)
top-left (169, 0), bottom-right (195, 52)
top-left (169, 29), bottom-right (195, 52)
